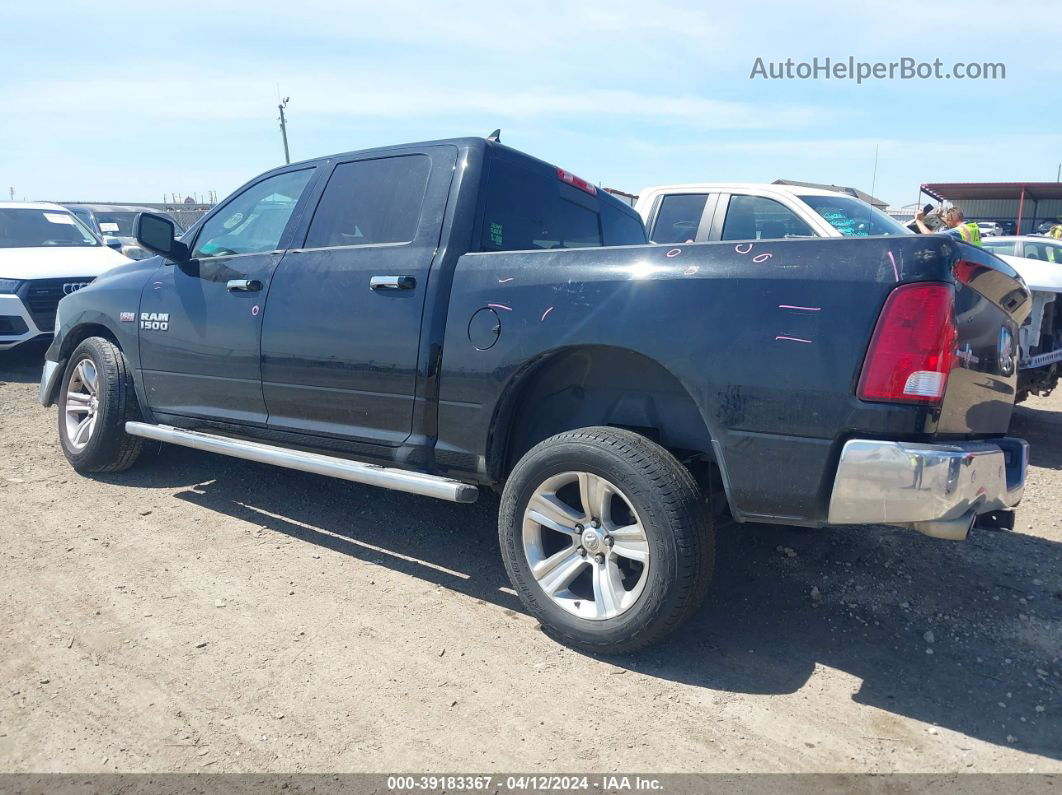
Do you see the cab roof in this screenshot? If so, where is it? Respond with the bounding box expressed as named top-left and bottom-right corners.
top-left (639, 182), bottom-right (857, 198)
top-left (284, 136), bottom-right (634, 215)
top-left (0, 201), bottom-right (69, 212)
top-left (63, 203), bottom-right (161, 213)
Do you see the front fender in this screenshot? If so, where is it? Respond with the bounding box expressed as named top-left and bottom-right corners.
top-left (41, 260), bottom-right (156, 406)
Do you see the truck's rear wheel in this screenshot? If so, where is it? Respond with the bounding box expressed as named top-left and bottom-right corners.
top-left (57, 337), bottom-right (143, 473)
top-left (499, 426), bottom-right (714, 654)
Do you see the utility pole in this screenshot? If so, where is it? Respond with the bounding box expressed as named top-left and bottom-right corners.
top-left (8, 187), bottom-right (13, 201)
top-left (1056, 163), bottom-right (1060, 182)
top-left (278, 96), bottom-right (291, 165)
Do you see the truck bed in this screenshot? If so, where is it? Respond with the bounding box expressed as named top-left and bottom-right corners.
top-left (438, 233), bottom-right (1029, 524)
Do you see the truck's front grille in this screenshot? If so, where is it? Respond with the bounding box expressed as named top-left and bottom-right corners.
top-left (19, 278), bottom-right (93, 332)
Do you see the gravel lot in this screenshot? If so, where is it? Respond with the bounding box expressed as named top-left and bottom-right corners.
top-left (1, 341), bottom-right (1059, 773)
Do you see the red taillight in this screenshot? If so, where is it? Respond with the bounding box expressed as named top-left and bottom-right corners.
top-left (857, 283), bottom-right (958, 405)
top-left (556, 167), bottom-right (597, 196)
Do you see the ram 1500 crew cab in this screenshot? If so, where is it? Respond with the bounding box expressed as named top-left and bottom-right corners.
top-left (39, 137), bottom-right (1031, 652)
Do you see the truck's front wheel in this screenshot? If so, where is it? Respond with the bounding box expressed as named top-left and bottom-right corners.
top-left (57, 337), bottom-right (143, 473)
top-left (499, 427), bottom-right (714, 654)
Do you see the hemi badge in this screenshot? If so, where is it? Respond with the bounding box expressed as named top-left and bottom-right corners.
top-left (120, 312), bottom-right (136, 323)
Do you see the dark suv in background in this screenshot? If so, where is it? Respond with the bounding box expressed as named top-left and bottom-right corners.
top-left (64, 204), bottom-right (185, 261)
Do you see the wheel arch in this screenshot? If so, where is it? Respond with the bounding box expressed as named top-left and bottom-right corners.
top-left (487, 345), bottom-right (718, 482)
top-left (44, 321), bottom-right (139, 410)
top-left (58, 322), bottom-right (120, 360)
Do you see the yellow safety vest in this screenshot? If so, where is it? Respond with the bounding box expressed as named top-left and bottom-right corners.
top-left (1050, 225), bottom-right (1062, 240)
top-left (956, 222), bottom-right (982, 246)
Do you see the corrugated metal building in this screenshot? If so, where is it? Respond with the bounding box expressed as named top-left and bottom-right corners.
top-left (921, 182), bottom-right (1062, 235)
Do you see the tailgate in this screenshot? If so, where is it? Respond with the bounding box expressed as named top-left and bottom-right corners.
top-left (937, 243), bottom-right (1030, 435)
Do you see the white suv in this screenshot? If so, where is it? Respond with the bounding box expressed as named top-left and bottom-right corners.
top-left (0, 203), bottom-right (131, 350)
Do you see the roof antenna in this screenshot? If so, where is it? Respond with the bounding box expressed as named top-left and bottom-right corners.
top-left (487, 129), bottom-right (501, 142)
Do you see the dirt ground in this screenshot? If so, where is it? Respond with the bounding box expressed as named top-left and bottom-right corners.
top-left (0, 340), bottom-right (1058, 774)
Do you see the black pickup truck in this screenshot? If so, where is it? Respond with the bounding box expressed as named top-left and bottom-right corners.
top-left (40, 136), bottom-right (1031, 653)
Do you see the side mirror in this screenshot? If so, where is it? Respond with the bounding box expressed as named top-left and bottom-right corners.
top-left (103, 236), bottom-right (123, 251)
top-left (134, 212), bottom-right (190, 262)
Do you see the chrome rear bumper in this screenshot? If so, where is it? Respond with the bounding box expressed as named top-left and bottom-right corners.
top-left (828, 437), bottom-right (1028, 540)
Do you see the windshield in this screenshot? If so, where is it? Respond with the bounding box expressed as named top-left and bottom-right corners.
top-left (94, 212), bottom-right (139, 236)
top-left (798, 195), bottom-right (911, 237)
top-left (0, 208), bottom-right (100, 248)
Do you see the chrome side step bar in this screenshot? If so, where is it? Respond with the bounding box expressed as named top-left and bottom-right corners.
top-left (124, 422), bottom-right (479, 504)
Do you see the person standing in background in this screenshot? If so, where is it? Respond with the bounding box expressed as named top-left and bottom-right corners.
top-left (914, 206), bottom-right (981, 246)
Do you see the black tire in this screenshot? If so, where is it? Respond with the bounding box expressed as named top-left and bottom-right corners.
top-left (57, 336), bottom-right (144, 473)
top-left (499, 426), bottom-right (714, 654)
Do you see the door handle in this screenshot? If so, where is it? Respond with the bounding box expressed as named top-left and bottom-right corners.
top-left (227, 279), bottom-right (261, 292)
top-left (370, 275), bottom-right (416, 290)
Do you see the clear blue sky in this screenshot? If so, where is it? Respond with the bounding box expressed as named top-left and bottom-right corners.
top-left (2, 0), bottom-right (1059, 208)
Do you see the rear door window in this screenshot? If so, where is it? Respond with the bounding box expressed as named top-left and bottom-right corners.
top-left (651, 194), bottom-right (708, 243)
top-left (305, 155), bottom-right (432, 248)
top-left (721, 195), bottom-right (815, 240)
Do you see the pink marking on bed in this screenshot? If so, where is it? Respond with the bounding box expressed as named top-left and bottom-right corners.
top-left (497, 277), bottom-right (514, 284)
top-left (775, 335), bottom-right (813, 344)
top-left (488, 303), bottom-right (512, 311)
top-left (734, 243), bottom-right (753, 254)
top-left (684, 265), bottom-right (699, 276)
top-left (540, 306), bottom-right (554, 321)
top-left (887, 250), bottom-right (899, 281)
top-left (752, 253), bottom-right (773, 263)
top-left (666, 248), bottom-right (682, 258)
top-left (778, 304), bottom-right (821, 311)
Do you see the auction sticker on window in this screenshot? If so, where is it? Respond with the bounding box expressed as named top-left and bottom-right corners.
top-left (44, 213), bottom-right (75, 224)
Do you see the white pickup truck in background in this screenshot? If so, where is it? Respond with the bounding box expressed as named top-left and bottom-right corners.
top-left (634, 182), bottom-right (911, 244)
top-left (637, 184), bottom-right (1062, 403)
top-left (982, 236), bottom-right (1062, 401)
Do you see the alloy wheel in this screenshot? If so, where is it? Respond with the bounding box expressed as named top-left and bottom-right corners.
top-left (64, 358), bottom-right (100, 451)
top-left (522, 471), bottom-right (650, 620)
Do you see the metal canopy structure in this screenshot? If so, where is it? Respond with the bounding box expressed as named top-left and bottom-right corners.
top-left (921, 182), bottom-right (1062, 233)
